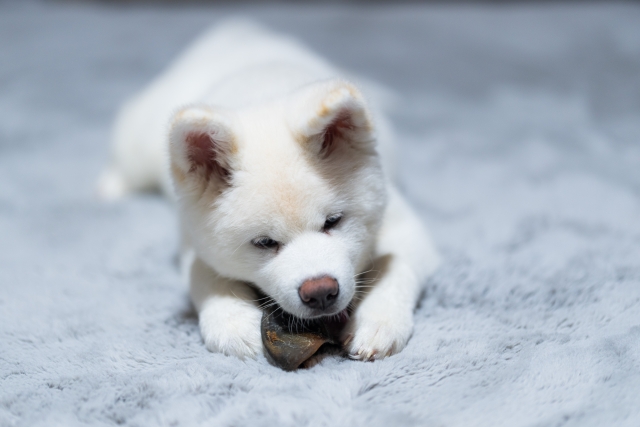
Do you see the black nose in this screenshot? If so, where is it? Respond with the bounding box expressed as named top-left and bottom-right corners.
top-left (298, 276), bottom-right (339, 310)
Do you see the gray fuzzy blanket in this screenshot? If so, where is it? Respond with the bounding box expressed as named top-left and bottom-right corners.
top-left (1, 2), bottom-right (640, 426)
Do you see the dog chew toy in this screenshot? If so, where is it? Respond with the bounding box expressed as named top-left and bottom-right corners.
top-left (261, 305), bottom-right (348, 371)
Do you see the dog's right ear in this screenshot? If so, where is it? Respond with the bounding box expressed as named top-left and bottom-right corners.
top-left (286, 80), bottom-right (375, 159)
top-left (169, 106), bottom-right (235, 187)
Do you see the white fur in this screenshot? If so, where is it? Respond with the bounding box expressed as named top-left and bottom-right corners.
top-left (99, 20), bottom-right (439, 361)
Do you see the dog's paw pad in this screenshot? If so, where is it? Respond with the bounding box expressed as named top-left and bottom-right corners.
top-left (202, 329), bottom-right (263, 359)
top-left (343, 317), bottom-right (412, 361)
top-left (199, 304), bottom-right (263, 359)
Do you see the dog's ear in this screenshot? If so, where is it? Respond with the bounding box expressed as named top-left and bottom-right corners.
top-left (288, 80), bottom-right (375, 158)
top-left (169, 106), bottom-right (235, 187)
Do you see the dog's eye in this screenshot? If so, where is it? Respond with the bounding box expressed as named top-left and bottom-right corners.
top-left (323, 213), bottom-right (342, 231)
top-left (252, 237), bottom-right (279, 250)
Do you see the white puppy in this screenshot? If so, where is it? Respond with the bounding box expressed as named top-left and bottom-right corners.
top-left (98, 21), bottom-right (439, 361)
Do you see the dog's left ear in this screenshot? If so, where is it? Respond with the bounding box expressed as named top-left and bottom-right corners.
top-left (169, 106), bottom-right (235, 188)
top-left (288, 80), bottom-right (375, 158)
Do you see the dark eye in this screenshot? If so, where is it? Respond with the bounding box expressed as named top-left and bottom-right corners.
top-left (323, 213), bottom-right (342, 231)
top-left (252, 237), bottom-right (279, 250)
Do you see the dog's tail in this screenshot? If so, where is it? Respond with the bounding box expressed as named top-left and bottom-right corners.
top-left (96, 167), bottom-right (129, 201)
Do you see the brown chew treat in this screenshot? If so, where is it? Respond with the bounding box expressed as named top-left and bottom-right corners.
top-left (261, 305), bottom-right (347, 371)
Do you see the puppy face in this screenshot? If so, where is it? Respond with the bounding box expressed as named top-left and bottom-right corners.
top-left (170, 80), bottom-right (387, 319)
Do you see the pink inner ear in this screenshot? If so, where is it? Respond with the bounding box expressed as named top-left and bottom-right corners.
top-left (186, 132), bottom-right (230, 181)
top-left (321, 112), bottom-right (354, 156)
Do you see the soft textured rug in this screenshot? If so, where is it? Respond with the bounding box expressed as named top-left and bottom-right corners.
top-left (1, 2), bottom-right (640, 426)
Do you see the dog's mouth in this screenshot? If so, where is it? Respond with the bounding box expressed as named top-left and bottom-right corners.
top-left (315, 307), bottom-right (350, 324)
top-left (261, 304), bottom-right (350, 370)
top-left (298, 302), bottom-right (352, 322)
top-left (252, 285), bottom-right (352, 321)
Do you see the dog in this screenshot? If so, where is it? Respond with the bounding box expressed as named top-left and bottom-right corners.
top-left (98, 20), bottom-right (440, 361)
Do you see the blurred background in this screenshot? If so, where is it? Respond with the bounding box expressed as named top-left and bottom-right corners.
top-left (2, 1), bottom-right (640, 426)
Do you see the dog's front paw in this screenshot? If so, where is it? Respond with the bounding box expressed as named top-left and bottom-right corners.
top-left (198, 300), bottom-right (263, 359)
top-left (342, 307), bottom-right (413, 361)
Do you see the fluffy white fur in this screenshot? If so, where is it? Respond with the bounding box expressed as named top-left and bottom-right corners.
top-left (99, 20), bottom-right (439, 361)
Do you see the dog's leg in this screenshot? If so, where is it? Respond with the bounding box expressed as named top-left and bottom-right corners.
top-left (189, 257), bottom-right (264, 359)
top-left (344, 187), bottom-right (440, 361)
